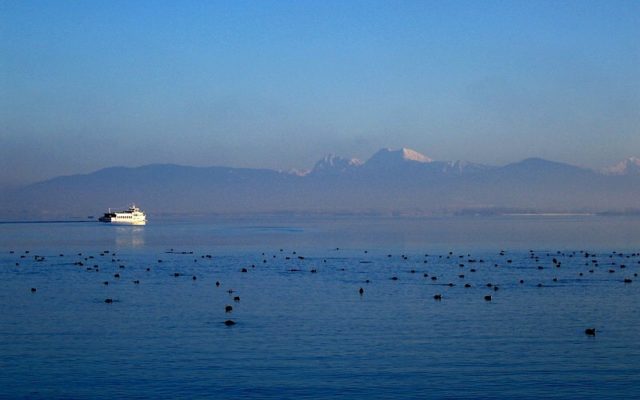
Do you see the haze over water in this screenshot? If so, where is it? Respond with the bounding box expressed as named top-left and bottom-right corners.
top-left (1, 216), bottom-right (639, 398)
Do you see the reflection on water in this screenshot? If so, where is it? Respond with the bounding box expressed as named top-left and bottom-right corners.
top-left (114, 226), bottom-right (145, 247)
top-left (0, 216), bottom-right (639, 398)
top-left (0, 215), bottom-right (639, 253)
top-left (0, 215), bottom-right (639, 252)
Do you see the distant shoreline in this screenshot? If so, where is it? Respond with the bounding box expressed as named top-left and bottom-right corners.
top-left (2, 212), bottom-right (640, 225)
top-left (501, 213), bottom-right (595, 217)
top-left (0, 220), bottom-right (96, 225)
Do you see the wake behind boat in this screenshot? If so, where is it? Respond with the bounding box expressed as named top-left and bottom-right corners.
top-left (98, 204), bottom-right (146, 225)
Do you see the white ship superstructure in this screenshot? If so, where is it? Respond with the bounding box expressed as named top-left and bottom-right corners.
top-left (99, 205), bottom-right (147, 225)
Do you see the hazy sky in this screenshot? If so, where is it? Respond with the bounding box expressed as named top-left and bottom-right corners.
top-left (1, 0), bottom-right (639, 186)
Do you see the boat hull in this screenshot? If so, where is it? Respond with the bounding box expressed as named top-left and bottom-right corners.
top-left (98, 204), bottom-right (147, 225)
top-left (99, 219), bottom-right (146, 225)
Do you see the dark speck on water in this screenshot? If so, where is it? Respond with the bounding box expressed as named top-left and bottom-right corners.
top-left (0, 216), bottom-right (639, 398)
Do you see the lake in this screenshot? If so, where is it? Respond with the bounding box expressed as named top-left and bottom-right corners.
top-left (1, 215), bottom-right (639, 399)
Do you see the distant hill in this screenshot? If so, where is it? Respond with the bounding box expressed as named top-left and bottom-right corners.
top-left (1, 148), bottom-right (639, 219)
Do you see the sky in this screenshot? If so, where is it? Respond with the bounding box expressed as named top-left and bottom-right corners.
top-left (1, 0), bottom-right (639, 186)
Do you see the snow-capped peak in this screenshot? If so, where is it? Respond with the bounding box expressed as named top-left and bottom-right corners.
top-left (399, 148), bottom-right (432, 163)
top-left (311, 154), bottom-right (362, 175)
top-left (365, 148), bottom-right (433, 166)
top-left (603, 157), bottom-right (640, 175)
top-left (287, 168), bottom-right (310, 177)
top-left (441, 160), bottom-right (493, 174)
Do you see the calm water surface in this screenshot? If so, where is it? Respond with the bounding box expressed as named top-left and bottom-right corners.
top-left (1, 216), bottom-right (639, 399)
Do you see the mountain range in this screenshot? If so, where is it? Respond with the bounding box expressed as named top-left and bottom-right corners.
top-left (1, 148), bottom-right (639, 219)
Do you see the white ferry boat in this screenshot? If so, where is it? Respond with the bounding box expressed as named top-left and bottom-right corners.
top-left (98, 204), bottom-right (147, 225)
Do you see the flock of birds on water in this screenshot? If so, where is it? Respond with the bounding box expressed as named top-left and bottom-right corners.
top-left (7, 246), bottom-right (640, 336)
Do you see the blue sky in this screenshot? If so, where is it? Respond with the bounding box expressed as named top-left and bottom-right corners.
top-left (1, 0), bottom-right (639, 185)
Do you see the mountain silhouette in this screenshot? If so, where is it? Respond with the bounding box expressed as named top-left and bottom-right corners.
top-left (1, 148), bottom-right (638, 219)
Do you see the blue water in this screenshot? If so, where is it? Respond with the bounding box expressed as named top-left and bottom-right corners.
top-left (1, 216), bottom-right (639, 399)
